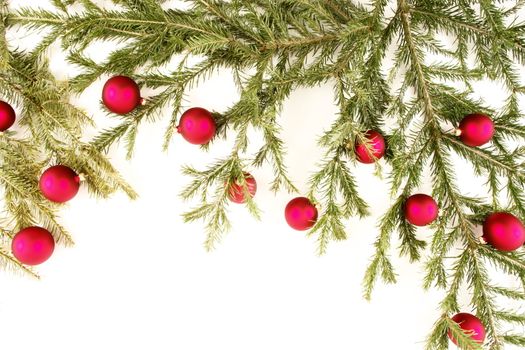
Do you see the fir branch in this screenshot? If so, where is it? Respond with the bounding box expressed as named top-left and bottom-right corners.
top-left (0, 0), bottom-right (135, 275)
top-left (9, 2), bottom-right (525, 348)
top-left (0, 246), bottom-right (39, 278)
top-left (308, 154), bottom-right (368, 255)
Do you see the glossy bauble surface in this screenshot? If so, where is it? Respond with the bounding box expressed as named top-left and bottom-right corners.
top-left (285, 197), bottom-right (318, 231)
top-left (102, 75), bottom-right (142, 115)
top-left (404, 194), bottom-right (439, 226)
top-left (458, 113), bottom-right (495, 147)
top-left (177, 107), bottom-right (216, 145)
top-left (39, 165), bottom-right (81, 203)
top-left (482, 212), bottom-right (525, 252)
top-left (0, 101), bottom-right (16, 131)
top-left (12, 227), bottom-right (55, 266)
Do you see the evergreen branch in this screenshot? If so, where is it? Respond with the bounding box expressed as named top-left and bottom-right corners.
top-left (8, 2), bottom-right (525, 348)
top-left (181, 154), bottom-right (260, 250)
top-left (399, 0), bottom-right (437, 126)
top-left (363, 197), bottom-right (401, 300)
top-left (491, 286), bottom-right (525, 301)
top-left (308, 155), bottom-right (367, 255)
top-left (441, 134), bottom-right (524, 179)
top-left (501, 334), bottom-right (525, 346)
top-left (445, 316), bottom-right (484, 350)
top-left (0, 247), bottom-right (39, 278)
top-left (468, 248), bottom-right (503, 349)
top-left (0, 1), bottom-right (136, 275)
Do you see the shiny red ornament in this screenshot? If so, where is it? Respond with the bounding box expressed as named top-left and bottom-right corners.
top-left (12, 227), bottom-right (55, 266)
top-left (448, 313), bottom-right (486, 346)
top-left (39, 165), bottom-right (81, 203)
top-left (355, 130), bottom-right (386, 164)
top-left (482, 212), bottom-right (525, 252)
top-left (228, 173), bottom-right (257, 204)
top-left (0, 101), bottom-right (16, 131)
top-left (285, 197), bottom-right (318, 231)
top-left (458, 113), bottom-right (495, 147)
top-left (404, 194), bottom-right (439, 226)
top-left (177, 107), bottom-right (216, 145)
top-left (102, 75), bottom-right (142, 114)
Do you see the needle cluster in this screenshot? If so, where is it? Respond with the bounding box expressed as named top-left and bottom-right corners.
top-left (7, 0), bottom-right (525, 348)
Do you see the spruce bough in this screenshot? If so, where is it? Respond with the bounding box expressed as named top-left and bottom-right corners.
top-left (6, 0), bottom-right (525, 348)
top-left (0, 0), bottom-right (135, 278)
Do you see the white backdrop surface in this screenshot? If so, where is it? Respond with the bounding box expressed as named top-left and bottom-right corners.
top-left (0, 1), bottom-right (523, 349)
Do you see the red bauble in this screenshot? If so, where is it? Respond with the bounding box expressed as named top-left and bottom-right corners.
top-left (404, 194), bottom-right (439, 226)
top-left (228, 173), bottom-right (257, 204)
top-left (285, 197), bottom-right (318, 231)
top-left (458, 113), bottom-right (495, 147)
top-left (39, 165), bottom-right (81, 203)
top-left (448, 313), bottom-right (486, 346)
top-left (482, 212), bottom-right (525, 252)
top-left (177, 107), bottom-right (216, 145)
top-left (355, 130), bottom-right (386, 164)
top-left (12, 227), bottom-right (55, 266)
top-left (102, 75), bottom-right (142, 114)
top-left (0, 101), bottom-right (16, 131)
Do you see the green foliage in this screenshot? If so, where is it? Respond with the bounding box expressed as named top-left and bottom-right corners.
top-left (7, 0), bottom-right (525, 348)
top-left (181, 155), bottom-right (261, 250)
top-left (0, 0), bottom-right (135, 278)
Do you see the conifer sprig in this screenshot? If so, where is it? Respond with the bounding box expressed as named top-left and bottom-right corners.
top-left (0, 0), bottom-right (135, 277)
top-left (9, 0), bottom-right (525, 348)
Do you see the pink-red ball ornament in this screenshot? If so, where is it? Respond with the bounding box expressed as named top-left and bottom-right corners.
top-left (0, 101), bottom-right (16, 131)
top-left (228, 173), bottom-right (257, 204)
top-left (448, 313), bottom-right (486, 346)
top-left (285, 197), bottom-right (318, 231)
top-left (458, 113), bottom-right (495, 147)
top-left (12, 227), bottom-right (55, 266)
top-left (177, 107), bottom-right (216, 145)
top-left (39, 165), bottom-right (81, 203)
top-left (482, 212), bottom-right (525, 252)
top-left (355, 130), bottom-right (386, 164)
top-left (102, 75), bottom-right (142, 115)
top-left (404, 194), bottom-right (439, 226)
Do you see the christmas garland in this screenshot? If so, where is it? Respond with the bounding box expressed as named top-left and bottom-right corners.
top-left (2, 0), bottom-right (525, 349)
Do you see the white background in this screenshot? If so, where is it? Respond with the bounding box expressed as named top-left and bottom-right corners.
top-left (0, 1), bottom-right (523, 349)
